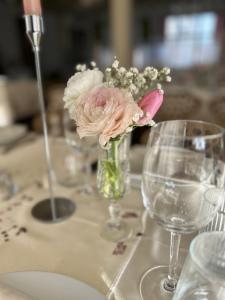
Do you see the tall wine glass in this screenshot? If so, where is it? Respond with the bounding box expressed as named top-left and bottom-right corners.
top-left (173, 232), bottom-right (225, 300)
top-left (140, 120), bottom-right (225, 300)
top-left (63, 111), bottom-right (98, 194)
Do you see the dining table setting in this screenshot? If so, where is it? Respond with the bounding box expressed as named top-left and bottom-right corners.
top-left (0, 0), bottom-right (225, 299)
top-left (0, 133), bottom-right (147, 299)
top-left (0, 119), bottom-right (225, 300)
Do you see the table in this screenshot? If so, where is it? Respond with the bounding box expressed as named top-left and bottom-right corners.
top-left (0, 137), bottom-right (196, 299)
top-left (0, 137), bottom-right (146, 298)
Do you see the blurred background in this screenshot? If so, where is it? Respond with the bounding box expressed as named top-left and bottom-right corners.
top-left (0, 0), bottom-right (225, 144)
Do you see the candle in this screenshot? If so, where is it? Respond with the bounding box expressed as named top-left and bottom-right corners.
top-left (23, 0), bottom-right (42, 16)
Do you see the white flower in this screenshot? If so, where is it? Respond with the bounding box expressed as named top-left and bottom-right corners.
top-left (136, 74), bottom-right (146, 88)
top-left (150, 69), bottom-right (158, 80)
top-left (156, 83), bottom-right (162, 90)
top-left (165, 76), bottom-right (172, 82)
top-left (81, 65), bottom-right (87, 72)
top-left (107, 80), bottom-right (114, 87)
top-left (90, 61), bottom-right (96, 67)
top-left (130, 67), bottom-right (139, 74)
top-left (119, 67), bottom-right (126, 74)
top-left (112, 59), bottom-right (119, 69)
top-left (126, 127), bottom-right (133, 133)
top-left (126, 71), bottom-right (133, 78)
top-left (162, 67), bottom-right (170, 75)
top-left (132, 111), bottom-right (143, 122)
top-left (144, 67), bottom-right (158, 80)
top-left (63, 69), bottom-right (103, 115)
top-left (76, 64), bottom-right (87, 72)
top-left (148, 120), bottom-right (156, 126)
top-left (130, 84), bottom-right (138, 94)
top-left (144, 67), bottom-right (152, 73)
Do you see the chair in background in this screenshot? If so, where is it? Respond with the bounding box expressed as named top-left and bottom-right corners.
top-left (155, 88), bottom-right (202, 122)
top-left (7, 79), bottom-right (39, 122)
top-left (210, 95), bottom-right (225, 128)
top-left (0, 76), bottom-right (13, 127)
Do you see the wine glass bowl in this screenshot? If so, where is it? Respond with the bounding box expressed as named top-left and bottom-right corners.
top-left (140, 120), bottom-right (225, 300)
top-left (63, 111), bottom-right (98, 193)
top-left (64, 115), bottom-right (98, 155)
top-left (142, 169), bottom-right (224, 234)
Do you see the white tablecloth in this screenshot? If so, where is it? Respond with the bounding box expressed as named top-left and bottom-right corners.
top-left (0, 138), bottom-right (145, 297)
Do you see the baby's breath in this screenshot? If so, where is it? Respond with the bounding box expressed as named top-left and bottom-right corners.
top-left (104, 58), bottom-right (171, 99)
top-left (156, 83), bottom-right (162, 90)
top-left (162, 67), bottom-right (171, 75)
top-left (119, 67), bottom-right (126, 74)
top-left (75, 57), bottom-right (171, 100)
top-left (76, 64), bottom-right (87, 72)
top-left (112, 59), bottom-right (119, 69)
top-left (165, 76), bottom-right (172, 82)
top-left (129, 67), bottom-right (139, 74)
top-left (90, 61), bottom-right (96, 68)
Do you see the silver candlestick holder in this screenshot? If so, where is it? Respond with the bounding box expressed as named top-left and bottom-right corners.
top-left (24, 15), bottom-right (75, 223)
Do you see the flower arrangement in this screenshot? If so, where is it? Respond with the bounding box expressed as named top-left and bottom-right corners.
top-left (63, 58), bottom-right (171, 149)
top-left (63, 59), bottom-right (171, 201)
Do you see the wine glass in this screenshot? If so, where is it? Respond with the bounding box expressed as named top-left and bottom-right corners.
top-left (173, 232), bottom-right (225, 300)
top-left (0, 169), bottom-right (17, 200)
top-left (140, 120), bottom-right (225, 300)
top-left (51, 137), bottom-right (85, 187)
top-left (63, 111), bottom-right (98, 194)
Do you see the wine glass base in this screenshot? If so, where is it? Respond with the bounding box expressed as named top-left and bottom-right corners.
top-left (100, 220), bottom-right (132, 242)
top-left (57, 178), bottom-right (81, 188)
top-left (140, 266), bottom-right (176, 300)
top-left (31, 197), bottom-right (76, 223)
top-left (78, 184), bottom-right (97, 195)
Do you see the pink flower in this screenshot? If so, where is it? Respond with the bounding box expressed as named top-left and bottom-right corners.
top-left (71, 87), bottom-right (143, 148)
top-left (137, 89), bottom-right (164, 125)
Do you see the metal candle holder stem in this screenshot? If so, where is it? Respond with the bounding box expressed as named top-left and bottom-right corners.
top-left (24, 15), bottom-right (75, 223)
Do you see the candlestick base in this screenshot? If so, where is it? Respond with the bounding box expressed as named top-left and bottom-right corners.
top-left (31, 197), bottom-right (75, 223)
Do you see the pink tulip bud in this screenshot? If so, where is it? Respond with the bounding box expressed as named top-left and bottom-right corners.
top-left (137, 89), bottom-right (163, 125)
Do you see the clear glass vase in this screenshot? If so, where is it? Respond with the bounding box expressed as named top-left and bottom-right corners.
top-left (97, 135), bottom-right (131, 242)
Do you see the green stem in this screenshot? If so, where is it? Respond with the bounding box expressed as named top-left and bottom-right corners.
top-left (108, 140), bottom-right (119, 167)
top-left (108, 140), bottom-right (121, 200)
top-left (100, 138), bottom-right (124, 200)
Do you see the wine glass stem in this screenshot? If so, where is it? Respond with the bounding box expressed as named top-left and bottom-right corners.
top-left (109, 202), bottom-right (121, 227)
top-left (164, 232), bottom-right (181, 292)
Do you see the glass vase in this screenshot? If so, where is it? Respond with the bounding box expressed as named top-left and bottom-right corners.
top-left (97, 135), bottom-right (131, 242)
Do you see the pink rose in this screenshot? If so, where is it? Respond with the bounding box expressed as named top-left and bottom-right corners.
top-left (137, 89), bottom-right (163, 125)
top-left (72, 87), bottom-right (143, 147)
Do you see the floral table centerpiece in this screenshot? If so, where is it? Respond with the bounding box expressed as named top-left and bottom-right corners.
top-left (63, 59), bottom-right (171, 242)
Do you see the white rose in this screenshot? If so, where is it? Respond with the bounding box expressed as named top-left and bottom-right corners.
top-left (63, 69), bottom-right (103, 115)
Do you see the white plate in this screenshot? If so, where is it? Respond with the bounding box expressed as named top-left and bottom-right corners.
top-left (0, 125), bottom-right (27, 146)
top-left (0, 271), bottom-right (106, 300)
